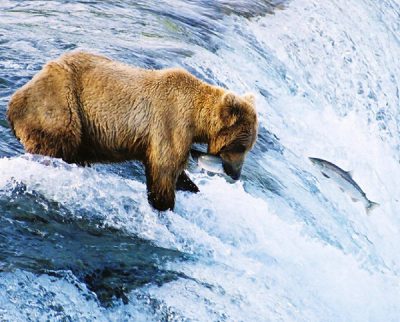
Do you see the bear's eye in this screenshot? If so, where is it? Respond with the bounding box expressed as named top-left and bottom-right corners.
top-left (220, 142), bottom-right (247, 154)
top-left (230, 143), bottom-right (246, 153)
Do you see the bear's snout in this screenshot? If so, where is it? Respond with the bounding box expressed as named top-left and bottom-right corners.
top-left (222, 158), bottom-right (243, 181)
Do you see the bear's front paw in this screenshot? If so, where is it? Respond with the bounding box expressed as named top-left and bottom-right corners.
top-left (176, 171), bottom-right (199, 193)
top-left (147, 191), bottom-right (175, 211)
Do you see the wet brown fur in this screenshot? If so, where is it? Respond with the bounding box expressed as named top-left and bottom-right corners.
top-left (7, 51), bottom-right (258, 211)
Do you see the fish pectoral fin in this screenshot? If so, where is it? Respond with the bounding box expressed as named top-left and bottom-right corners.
top-left (321, 172), bottom-right (330, 178)
top-left (351, 197), bottom-right (359, 202)
top-left (366, 201), bottom-right (380, 214)
top-left (339, 187), bottom-right (345, 192)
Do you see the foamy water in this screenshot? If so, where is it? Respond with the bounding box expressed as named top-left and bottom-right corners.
top-left (0, 0), bottom-right (399, 321)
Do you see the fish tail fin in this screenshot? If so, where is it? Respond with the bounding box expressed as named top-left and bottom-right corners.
top-left (366, 201), bottom-right (379, 214)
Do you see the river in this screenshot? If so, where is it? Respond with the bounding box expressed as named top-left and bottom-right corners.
top-left (0, 0), bottom-right (399, 321)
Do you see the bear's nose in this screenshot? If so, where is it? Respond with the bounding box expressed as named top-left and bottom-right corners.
top-left (222, 159), bottom-right (243, 181)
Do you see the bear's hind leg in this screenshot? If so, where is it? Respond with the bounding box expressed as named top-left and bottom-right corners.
top-left (22, 127), bottom-right (81, 163)
top-left (8, 61), bottom-right (83, 164)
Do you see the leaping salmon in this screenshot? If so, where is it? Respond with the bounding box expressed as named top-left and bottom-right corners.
top-left (309, 157), bottom-right (379, 214)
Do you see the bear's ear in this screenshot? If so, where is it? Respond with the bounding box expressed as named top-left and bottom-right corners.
top-left (243, 93), bottom-right (255, 105)
top-left (222, 92), bottom-right (238, 107)
top-left (220, 93), bottom-right (242, 125)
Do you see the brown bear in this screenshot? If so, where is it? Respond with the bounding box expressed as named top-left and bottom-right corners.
top-left (7, 51), bottom-right (258, 211)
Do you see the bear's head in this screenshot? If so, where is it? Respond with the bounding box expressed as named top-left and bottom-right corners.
top-left (209, 92), bottom-right (258, 180)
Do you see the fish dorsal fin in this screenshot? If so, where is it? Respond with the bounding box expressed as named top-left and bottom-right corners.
top-left (346, 170), bottom-right (354, 177)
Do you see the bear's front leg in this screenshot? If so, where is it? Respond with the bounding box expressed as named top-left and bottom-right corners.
top-left (145, 163), bottom-right (177, 211)
top-left (176, 171), bottom-right (199, 193)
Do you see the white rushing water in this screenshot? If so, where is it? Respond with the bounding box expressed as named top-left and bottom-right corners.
top-left (0, 0), bottom-right (399, 321)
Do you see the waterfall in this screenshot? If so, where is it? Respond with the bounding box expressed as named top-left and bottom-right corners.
top-left (0, 0), bottom-right (399, 320)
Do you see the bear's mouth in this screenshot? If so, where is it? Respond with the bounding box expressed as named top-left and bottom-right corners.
top-left (190, 148), bottom-right (242, 180)
top-left (221, 158), bottom-right (242, 181)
